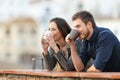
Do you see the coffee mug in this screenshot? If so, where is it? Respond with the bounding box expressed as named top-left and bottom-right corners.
top-left (43, 30), bottom-right (53, 42)
top-left (68, 29), bottom-right (79, 40)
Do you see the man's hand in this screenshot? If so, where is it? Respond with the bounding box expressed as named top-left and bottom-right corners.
top-left (65, 34), bottom-right (75, 46)
top-left (87, 64), bottom-right (101, 72)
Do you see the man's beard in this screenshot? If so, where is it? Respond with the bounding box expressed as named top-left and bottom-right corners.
top-left (84, 28), bottom-right (90, 40)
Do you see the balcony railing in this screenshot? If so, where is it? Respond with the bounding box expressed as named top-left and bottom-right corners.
top-left (0, 70), bottom-right (120, 80)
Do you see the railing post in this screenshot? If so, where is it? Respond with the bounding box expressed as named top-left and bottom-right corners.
top-left (32, 58), bottom-right (36, 70)
top-left (41, 58), bottom-right (44, 70)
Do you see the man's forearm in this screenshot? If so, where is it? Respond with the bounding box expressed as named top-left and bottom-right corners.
top-left (70, 45), bottom-right (84, 71)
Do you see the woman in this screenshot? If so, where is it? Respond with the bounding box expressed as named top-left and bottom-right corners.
top-left (41, 17), bottom-right (80, 71)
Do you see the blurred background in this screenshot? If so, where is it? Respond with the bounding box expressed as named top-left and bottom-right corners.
top-left (0, 0), bottom-right (120, 69)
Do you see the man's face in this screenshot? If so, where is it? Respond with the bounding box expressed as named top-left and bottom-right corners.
top-left (73, 18), bottom-right (90, 40)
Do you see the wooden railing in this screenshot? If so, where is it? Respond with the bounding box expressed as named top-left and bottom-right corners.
top-left (0, 70), bottom-right (120, 80)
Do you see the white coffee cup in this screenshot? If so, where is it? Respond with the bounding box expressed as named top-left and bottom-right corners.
top-left (43, 30), bottom-right (53, 42)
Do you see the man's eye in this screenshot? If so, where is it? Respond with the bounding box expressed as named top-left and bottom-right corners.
top-left (75, 25), bottom-right (80, 28)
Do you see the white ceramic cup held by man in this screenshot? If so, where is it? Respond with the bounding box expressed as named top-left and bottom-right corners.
top-left (68, 29), bottom-right (79, 40)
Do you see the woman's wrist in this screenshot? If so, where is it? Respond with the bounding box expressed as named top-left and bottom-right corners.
top-left (42, 49), bottom-right (48, 55)
top-left (53, 47), bottom-right (59, 53)
top-left (50, 43), bottom-right (59, 52)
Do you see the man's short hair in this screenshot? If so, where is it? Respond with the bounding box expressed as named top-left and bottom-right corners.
top-left (72, 11), bottom-right (96, 28)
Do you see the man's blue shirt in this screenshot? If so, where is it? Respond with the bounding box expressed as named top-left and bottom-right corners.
top-left (80, 27), bottom-right (120, 72)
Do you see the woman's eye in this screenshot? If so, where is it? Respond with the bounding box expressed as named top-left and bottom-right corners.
top-left (52, 29), bottom-right (56, 31)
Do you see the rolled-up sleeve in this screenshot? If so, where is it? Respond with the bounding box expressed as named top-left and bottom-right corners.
top-left (94, 31), bottom-right (114, 71)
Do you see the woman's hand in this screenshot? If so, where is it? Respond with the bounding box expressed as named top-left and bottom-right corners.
top-left (45, 33), bottom-right (59, 53)
top-left (40, 34), bottom-right (49, 55)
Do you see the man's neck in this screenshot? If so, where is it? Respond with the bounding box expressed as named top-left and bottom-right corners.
top-left (87, 27), bottom-right (94, 40)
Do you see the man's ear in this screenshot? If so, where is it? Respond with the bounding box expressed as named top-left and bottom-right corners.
top-left (87, 21), bottom-right (92, 28)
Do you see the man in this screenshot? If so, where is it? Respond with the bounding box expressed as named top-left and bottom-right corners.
top-left (66, 11), bottom-right (120, 72)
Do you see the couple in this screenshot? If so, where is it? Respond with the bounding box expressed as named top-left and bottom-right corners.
top-left (40, 11), bottom-right (120, 72)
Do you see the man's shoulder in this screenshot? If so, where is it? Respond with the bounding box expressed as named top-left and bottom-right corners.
top-left (96, 27), bottom-right (113, 37)
top-left (97, 27), bottom-right (110, 32)
top-left (96, 27), bottom-right (120, 43)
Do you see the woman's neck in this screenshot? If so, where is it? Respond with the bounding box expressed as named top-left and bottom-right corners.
top-left (57, 38), bottom-right (66, 48)
top-left (57, 38), bottom-right (67, 54)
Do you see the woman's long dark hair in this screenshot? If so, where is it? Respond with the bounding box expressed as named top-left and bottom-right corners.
top-left (50, 17), bottom-right (71, 39)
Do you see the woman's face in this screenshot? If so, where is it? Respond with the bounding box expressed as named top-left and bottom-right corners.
top-left (49, 21), bottom-right (63, 41)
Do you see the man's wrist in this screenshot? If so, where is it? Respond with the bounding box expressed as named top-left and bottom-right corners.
top-left (70, 44), bottom-right (75, 48)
